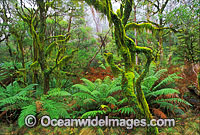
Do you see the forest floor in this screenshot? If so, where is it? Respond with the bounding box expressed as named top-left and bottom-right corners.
top-left (0, 110), bottom-right (199, 135)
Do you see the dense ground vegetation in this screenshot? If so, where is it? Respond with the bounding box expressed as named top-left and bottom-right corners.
top-left (0, 0), bottom-right (199, 134)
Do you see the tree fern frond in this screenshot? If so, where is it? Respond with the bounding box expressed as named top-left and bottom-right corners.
top-left (151, 101), bottom-right (178, 111)
top-left (142, 76), bottom-right (158, 90)
top-left (0, 95), bottom-right (32, 106)
top-left (107, 78), bottom-right (121, 91)
top-left (156, 98), bottom-right (192, 106)
top-left (72, 92), bottom-right (94, 99)
top-left (154, 69), bottom-right (167, 79)
top-left (105, 96), bottom-right (117, 105)
top-left (18, 103), bottom-right (37, 127)
top-left (98, 84), bottom-right (109, 92)
top-left (80, 78), bottom-right (96, 91)
top-left (91, 90), bottom-right (101, 97)
top-left (148, 63), bottom-right (157, 76)
top-left (23, 84), bottom-right (38, 91)
top-left (72, 84), bottom-right (92, 93)
top-left (173, 108), bottom-right (185, 114)
top-left (42, 100), bottom-right (68, 119)
top-left (141, 85), bottom-right (151, 95)
top-left (83, 98), bottom-right (96, 105)
top-left (103, 76), bottom-right (112, 84)
top-left (81, 110), bottom-right (106, 119)
top-left (146, 88), bottom-right (180, 97)
top-left (47, 89), bottom-right (71, 98)
top-left (106, 86), bottom-right (121, 97)
top-left (153, 73), bottom-right (182, 91)
top-left (117, 98), bottom-right (128, 105)
top-left (118, 106), bottom-right (135, 115)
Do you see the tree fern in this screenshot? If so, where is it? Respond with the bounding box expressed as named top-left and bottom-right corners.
top-left (72, 76), bottom-right (123, 118)
top-left (0, 82), bottom-right (37, 111)
top-left (136, 64), bottom-right (191, 116)
top-left (41, 99), bottom-right (70, 119)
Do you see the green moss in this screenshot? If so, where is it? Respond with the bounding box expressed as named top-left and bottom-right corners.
top-left (104, 52), bottom-right (123, 77)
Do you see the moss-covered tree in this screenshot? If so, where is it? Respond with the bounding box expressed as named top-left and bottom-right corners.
top-left (15, 0), bottom-right (76, 94)
top-left (78, 0), bottom-right (172, 134)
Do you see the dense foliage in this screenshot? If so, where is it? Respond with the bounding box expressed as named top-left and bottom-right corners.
top-left (0, 0), bottom-right (199, 134)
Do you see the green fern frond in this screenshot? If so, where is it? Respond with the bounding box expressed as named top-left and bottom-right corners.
top-left (153, 73), bottom-right (182, 90)
top-left (173, 108), bottom-right (185, 114)
top-left (148, 63), bottom-right (157, 76)
top-left (156, 98), bottom-right (192, 106)
top-left (80, 78), bottom-right (96, 91)
top-left (142, 76), bottom-right (158, 90)
top-left (42, 100), bottom-right (69, 119)
top-left (118, 106), bottom-right (135, 115)
top-left (154, 69), bottom-right (168, 79)
top-left (72, 84), bottom-right (92, 93)
top-left (91, 90), bottom-right (101, 97)
top-left (47, 91), bottom-right (71, 97)
top-left (103, 76), bottom-right (112, 84)
top-left (72, 92), bottom-right (94, 99)
top-left (107, 77), bottom-right (121, 91)
top-left (81, 110), bottom-right (106, 119)
top-left (146, 88), bottom-right (180, 97)
top-left (98, 84), bottom-right (109, 92)
top-left (83, 98), bottom-right (96, 104)
top-left (105, 96), bottom-right (117, 105)
top-left (141, 85), bottom-right (151, 94)
top-left (117, 98), bottom-right (128, 105)
top-left (106, 86), bottom-right (121, 97)
top-left (18, 103), bottom-right (37, 127)
top-left (151, 101), bottom-right (178, 111)
top-left (0, 96), bottom-right (31, 106)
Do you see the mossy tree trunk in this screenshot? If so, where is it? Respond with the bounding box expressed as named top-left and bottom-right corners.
top-left (83, 0), bottom-right (160, 134)
top-left (16, 0), bottom-right (74, 94)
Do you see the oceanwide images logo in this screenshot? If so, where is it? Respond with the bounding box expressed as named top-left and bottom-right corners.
top-left (25, 115), bottom-right (175, 129)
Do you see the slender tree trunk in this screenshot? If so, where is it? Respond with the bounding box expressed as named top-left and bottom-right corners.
top-left (36, 0), bottom-right (50, 94)
top-left (134, 5), bottom-right (138, 65)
